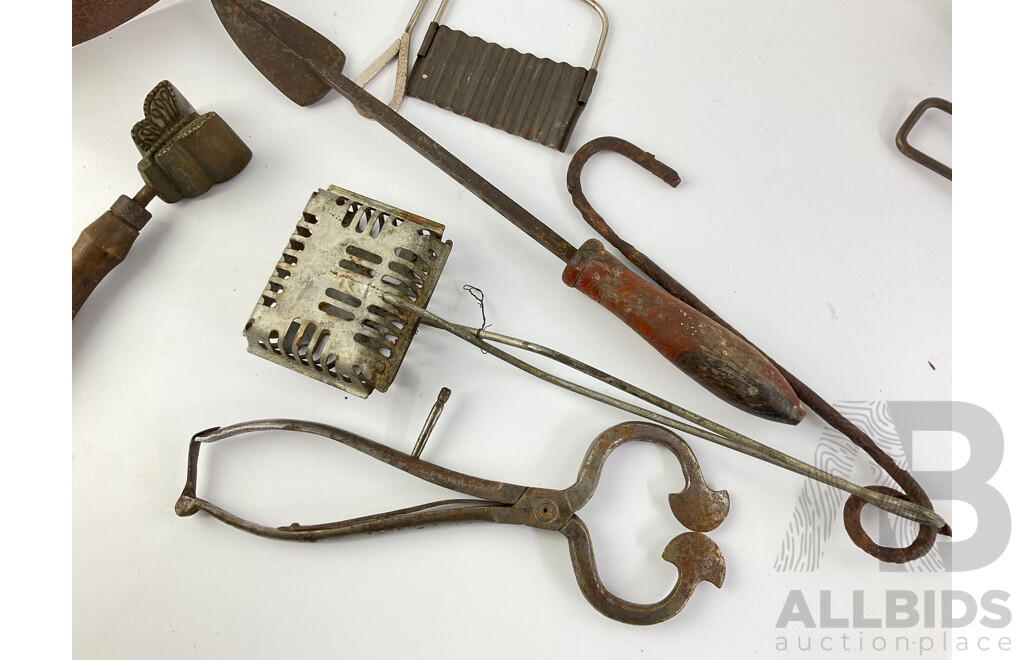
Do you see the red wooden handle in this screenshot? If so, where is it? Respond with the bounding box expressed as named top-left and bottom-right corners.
top-left (563, 239), bottom-right (805, 424)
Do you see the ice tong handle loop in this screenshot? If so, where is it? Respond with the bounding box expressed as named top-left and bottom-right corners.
top-left (560, 423), bottom-right (729, 625)
top-left (564, 422), bottom-right (730, 531)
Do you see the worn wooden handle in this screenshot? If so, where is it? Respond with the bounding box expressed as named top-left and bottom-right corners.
top-left (72, 195), bottom-right (151, 318)
top-left (562, 239), bottom-right (805, 424)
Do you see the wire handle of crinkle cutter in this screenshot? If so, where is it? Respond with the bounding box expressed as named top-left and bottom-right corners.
top-left (176, 419), bottom-right (729, 625)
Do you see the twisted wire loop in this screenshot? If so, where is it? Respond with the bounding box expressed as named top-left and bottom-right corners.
top-left (462, 284), bottom-right (490, 333)
top-left (566, 136), bottom-right (948, 563)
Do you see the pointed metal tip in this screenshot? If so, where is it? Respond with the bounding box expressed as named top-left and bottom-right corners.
top-left (210, 0), bottom-right (345, 107)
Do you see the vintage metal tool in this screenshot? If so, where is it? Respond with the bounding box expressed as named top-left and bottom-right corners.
top-left (244, 186), bottom-right (452, 394)
top-left (72, 81), bottom-right (252, 319)
top-left (566, 136), bottom-right (953, 563)
top-left (176, 420), bottom-right (729, 625)
top-left (896, 97), bottom-right (952, 180)
top-left (241, 184), bottom-right (946, 535)
top-left (404, 0), bottom-right (608, 151)
top-left (212, 0), bottom-right (805, 425)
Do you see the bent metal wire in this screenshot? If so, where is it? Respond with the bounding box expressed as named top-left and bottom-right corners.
top-left (176, 420), bottom-right (729, 626)
top-left (352, 0), bottom-right (430, 113)
top-left (211, 0), bottom-right (807, 425)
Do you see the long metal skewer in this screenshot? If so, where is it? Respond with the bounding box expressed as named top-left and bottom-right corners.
top-left (384, 294), bottom-right (947, 530)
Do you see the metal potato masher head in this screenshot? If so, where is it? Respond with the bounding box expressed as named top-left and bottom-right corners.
top-left (244, 186), bottom-right (452, 397)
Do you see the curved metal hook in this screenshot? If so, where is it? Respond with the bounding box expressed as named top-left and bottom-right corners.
top-left (567, 136), bottom-right (949, 563)
top-left (566, 136), bottom-right (680, 273)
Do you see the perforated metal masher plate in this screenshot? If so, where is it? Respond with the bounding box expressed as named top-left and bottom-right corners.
top-left (244, 186), bottom-right (453, 397)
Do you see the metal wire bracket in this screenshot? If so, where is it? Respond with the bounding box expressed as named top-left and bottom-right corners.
top-left (896, 97), bottom-right (952, 181)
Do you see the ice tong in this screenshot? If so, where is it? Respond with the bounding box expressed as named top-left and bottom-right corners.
top-left (175, 419), bottom-right (730, 625)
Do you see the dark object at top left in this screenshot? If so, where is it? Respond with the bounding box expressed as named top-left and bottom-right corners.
top-left (72, 0), bottom-right (160, 45)
top-left (72, 80), bottom-right (252, 319)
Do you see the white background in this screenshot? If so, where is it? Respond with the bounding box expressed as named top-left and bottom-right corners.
top-left (52, 0), bottom-right (1017, 657)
